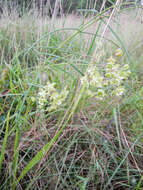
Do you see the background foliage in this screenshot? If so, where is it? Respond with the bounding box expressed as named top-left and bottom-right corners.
top-left (0, 0), bottom-right (136, 16)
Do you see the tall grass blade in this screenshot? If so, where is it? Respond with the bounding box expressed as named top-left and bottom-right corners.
top-left (87, 20), bottom-right (102, 56)
top-left (0, 111), bottom-right (10, 173)
top-left (113, 107), bottom-right (122, 150)
top-left (12, 128), bottom-right (20, 190)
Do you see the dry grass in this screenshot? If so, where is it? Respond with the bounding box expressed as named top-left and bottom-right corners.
top-left (51, 8), bottom-right (143, 50)
top-left (1, 8), bottom-right (143, 48)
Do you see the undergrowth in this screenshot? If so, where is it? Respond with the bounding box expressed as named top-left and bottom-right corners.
top-left (0, 2), bottom-right (143, 190)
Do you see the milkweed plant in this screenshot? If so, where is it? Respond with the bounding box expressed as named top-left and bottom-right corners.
top-left (37, 82), bottom-right (69, 112)
top-left (80, 48), bottom-right (131, 100)
top-left (36, 48), bottom-right (131, 113)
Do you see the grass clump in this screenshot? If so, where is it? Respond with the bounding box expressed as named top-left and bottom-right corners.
top-left (1, 3), bottom-right (143, 190)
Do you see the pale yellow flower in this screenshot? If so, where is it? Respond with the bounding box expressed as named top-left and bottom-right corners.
top-left (96, 89), bottom-right (106, 100)
top-left (112, 86), bottom-right (125, 96)
top-left (31, 97), bottom-right (36, 102)
top-left (107, 56), bottom-right (116, 64)
top-left (80, 52), bottom-right (130, 100)
top-left (38, 82), bottom-right (69, 112)
top-left (115, 48), bottom-right (123, 57)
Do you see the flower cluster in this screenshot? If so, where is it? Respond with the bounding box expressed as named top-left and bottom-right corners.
top-left (80, 48), bottom-right (131, 100)
top-left (38, 81), bottom-right (69, 112)
top-left (81, 65), bottom-right (105, 100)
top-left (105, 55), bottom-right (130, 96)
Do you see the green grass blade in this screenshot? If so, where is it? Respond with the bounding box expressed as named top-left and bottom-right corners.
top-left (0, 111), bottom-right (10, 173)
top-left (113, 107), bottom-right (122, 150)
top-left (12, 128), bottom-right (20, 190)
top-left (87, 20), bottom-right (102, 56)
top-left (70, 63), bottom-right (84, 76)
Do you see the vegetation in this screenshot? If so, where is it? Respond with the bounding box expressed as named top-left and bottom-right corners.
top-left (0, 0), bottom-right (131, 16)
top-left (0, 0), bottom-right (143, 189)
